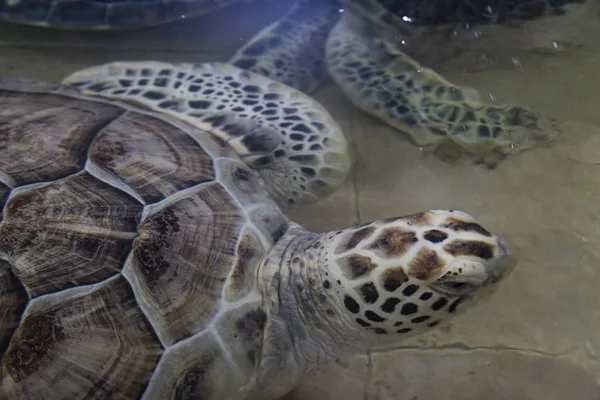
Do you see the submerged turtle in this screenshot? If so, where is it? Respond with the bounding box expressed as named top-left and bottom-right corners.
top-left (0, 60), bottom-right (514, 399)
top-left (0, 0), bottom-right (579, 164)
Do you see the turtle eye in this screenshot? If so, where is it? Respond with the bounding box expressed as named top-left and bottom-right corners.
top-left (437, 281), bottom-right (477, 294)
top-left (441, 282), bottom-right (468, 290)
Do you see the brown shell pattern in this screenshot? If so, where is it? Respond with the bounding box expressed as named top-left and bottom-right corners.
top-left (0, 82), bottom-right (289, 399)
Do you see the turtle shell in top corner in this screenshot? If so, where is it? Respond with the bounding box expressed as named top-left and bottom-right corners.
top-left (0, 78), bottom-right (289, 399)
top-left (0, 0), bottom-right (246, 30)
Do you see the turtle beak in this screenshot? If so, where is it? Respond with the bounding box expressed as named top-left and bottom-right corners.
top-left (497, 238), bottom-right (510, 256)
top-left (489, 237), bottom-right (517, 284)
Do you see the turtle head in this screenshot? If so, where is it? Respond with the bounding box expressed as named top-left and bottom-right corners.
top-left (306, 209), bottom-right (515, 348)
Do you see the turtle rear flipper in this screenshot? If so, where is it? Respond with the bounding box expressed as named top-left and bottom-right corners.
top-left (229, 0), bottom-right (342, 94)
top-left (325, 12), bottom-right (559, 161)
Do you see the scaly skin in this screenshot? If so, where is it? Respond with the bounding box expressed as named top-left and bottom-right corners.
top-left (245, 210), bottom-right (515, 399)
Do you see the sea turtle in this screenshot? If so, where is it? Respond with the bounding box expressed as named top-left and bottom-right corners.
top-left (0, 0), bottom-right (580, 165)
top-left (0, 60), bottom-right (515, 400)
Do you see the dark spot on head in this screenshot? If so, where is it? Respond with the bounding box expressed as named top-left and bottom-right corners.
top-left (427, 320), bottom-right (441, 327)
top-left (359, 282), bottom-right (379, 304)
top-left (448, 297), bottom-right (464, 313)
top-left (423, 230), bottom-right (449, 243)
top-left (356, 318), bottom-right (371, 327)
top-left (372, 328), bottom-right (388, 335)
top-left (444, 240), bottom-right (495, 260)
top-left (344, 296), bottom-right (360, 314)
top-left (442, 218), bottom-right (491, 236)
top-left (411, 315), bottom-right (431, 323)
top-left (339, 227), bottom-right (376, 253)
top-left (408, 248), bottom-right (445, 280)
top-left (420, 292), bottom-right (433, 301)
top-left (406, 212), bottom-right (432, 226)
top-left (380, 297), bottom-right (401, 313)
top-left (432, 297), bottom-right (448, 311)
top-left (370, 227), bottom-right (417, 258)
top-left (382, 267), bottom-right (409, 292)
top-left (402, 284), bottom-right (419, 297)
top-left (365, 310), bottom-right (386, 322)
top-left (397, 328), bottom-right (412, 334)
top-left (323, 280), bottom-right (331, 289)
top-left (400, 302), bottom-right (418, 315)
top-left (339, 254), bottom-right (377, 280)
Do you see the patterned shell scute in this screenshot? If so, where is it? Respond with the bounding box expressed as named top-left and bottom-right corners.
top-left (1, 275), bottom-right (163, 399)
top-left (89, 110), bottom-right (216, 204)
top-left (0, 81), bottom-right (290, 399)
top-left (0, 171), bottom-right (143, 298)
top-left (126, 181), bottom-right (246, 345)
top-left (0, 87), bottom-right (123, 187)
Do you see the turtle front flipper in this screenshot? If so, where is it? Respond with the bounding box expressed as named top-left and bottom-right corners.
top-left (62, 61), bottom-right (350, 206)
top-left (326, 12), bottom-right (559, 166)
top-left (229, 0), bottom-right (342, 94)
